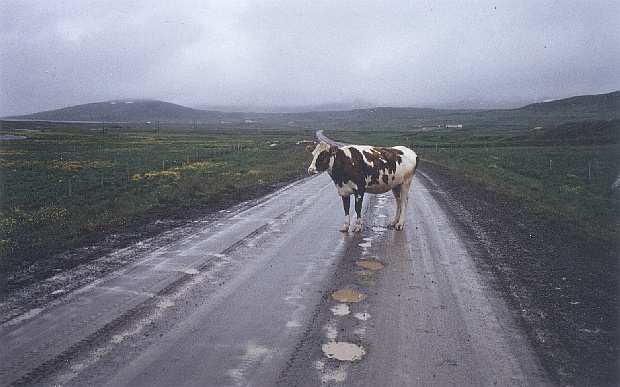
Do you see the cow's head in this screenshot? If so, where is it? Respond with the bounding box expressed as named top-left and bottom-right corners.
top-left (308, 141), bottom-right (337, 175)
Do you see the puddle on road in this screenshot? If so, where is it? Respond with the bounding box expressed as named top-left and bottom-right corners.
top-left (331, 288), bottom-right (367, 303)
top-left (354, 312), bottom-right (371, 321)
top-left (355, 260), bottom-right (384, 271)
top-left (322, 342), bottom-right (366, 361)
top-left (330, 303), bottom-right (351, 316)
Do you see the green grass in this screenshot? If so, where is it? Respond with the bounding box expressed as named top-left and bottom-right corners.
top-left (329, 130), bottom-right (620, 245)
top-left (0, 128), bottom-right (313, 277)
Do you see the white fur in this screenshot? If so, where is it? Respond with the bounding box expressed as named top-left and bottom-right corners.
top-left (352, 218), bottom-right (363, 233)
top-left (340, 215), bottom-right (350, 232)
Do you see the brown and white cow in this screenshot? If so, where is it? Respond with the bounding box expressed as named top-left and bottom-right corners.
top-left (308, 141), bottom-right (418, 232)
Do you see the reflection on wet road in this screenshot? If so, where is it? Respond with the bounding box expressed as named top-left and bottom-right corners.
top-left (0, 172), bottom-right (550, 386)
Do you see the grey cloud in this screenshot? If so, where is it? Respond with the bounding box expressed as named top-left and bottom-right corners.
top-left (1, 0), bottom-right (619, 115)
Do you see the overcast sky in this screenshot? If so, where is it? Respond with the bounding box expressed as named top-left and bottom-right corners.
top-left (1, 0), bottom-right (619, 115)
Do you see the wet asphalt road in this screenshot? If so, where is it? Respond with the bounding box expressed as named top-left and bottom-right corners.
top-left (0, 172), bottom-right (550, 386)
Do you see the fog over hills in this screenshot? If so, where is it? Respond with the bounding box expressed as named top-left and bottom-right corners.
top-left (4, 91), bottom-right (619, 130)
top-left (3, 2), bottom-right (619, 117)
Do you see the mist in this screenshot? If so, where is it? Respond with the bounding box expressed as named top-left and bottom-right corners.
top-left (1, 0), bottom-right (619, 116)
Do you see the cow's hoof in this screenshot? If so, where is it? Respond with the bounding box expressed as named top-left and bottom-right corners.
top-left (339, 224), bottom-right (349, 232)
top-left (394, 224), bottom-right (404, 231)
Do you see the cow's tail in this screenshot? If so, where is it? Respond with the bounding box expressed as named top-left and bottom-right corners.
top-left (412, 155), bottom-right (419, 175)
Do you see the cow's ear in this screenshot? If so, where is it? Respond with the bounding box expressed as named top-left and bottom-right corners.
top-left (329, 145), bottom-right (338, 155)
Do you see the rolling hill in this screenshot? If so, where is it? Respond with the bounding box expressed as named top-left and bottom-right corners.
top-left (518, 91), bottom-right (620, 116)
top-left (4, 91), bottom-right (619, 131)
top-left (5, 99), bottom-right (242, 123)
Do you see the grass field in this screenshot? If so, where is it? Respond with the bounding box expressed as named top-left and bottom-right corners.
top-left (330, 129), bottom-right (620, 246)
top-left (0, 128), bottom-right (313, 287)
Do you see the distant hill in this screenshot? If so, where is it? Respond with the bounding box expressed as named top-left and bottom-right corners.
top-left (427, 90), bottom-right (620, 130)
top-left (517, 91), bottom-right (620, 118)
top-left (6, 99), bottom-right (243, 123)
top-left (286, 91), bottom-right (620, 128)
top-left (5, 98), bottom-right (461, 126)
top-left (195, 100), bottom-right (375, 113)
top-left (5, 91), bottom-right (618, 130)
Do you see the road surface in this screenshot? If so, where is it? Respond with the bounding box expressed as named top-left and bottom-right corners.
top-left (0, 143), bottom-right (550, 386)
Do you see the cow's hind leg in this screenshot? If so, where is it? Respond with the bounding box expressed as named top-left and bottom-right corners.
top-left (340, 195), bottom-right (351, 232)
top-left (388, 185), bottom-right (402, 229)
top-left (352, 192), bottom-right (364, 232)
top-left (395, 177), bottom-right (413, 230)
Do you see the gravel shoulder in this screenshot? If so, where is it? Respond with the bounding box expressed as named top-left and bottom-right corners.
top-left (419, 161), bottom-right (619, 386)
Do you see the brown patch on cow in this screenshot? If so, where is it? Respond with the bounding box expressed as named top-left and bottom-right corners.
top-left (315, 150), bottom-right (331, 171)
top-left (382, 174), bottom-right (389, 184)
top-left (362, 147), bottom-right (402, 188)
top-left (331, 147), bottom-right (366, 190)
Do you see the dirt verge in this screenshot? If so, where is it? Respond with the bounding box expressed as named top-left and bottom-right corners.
top-left (419, 161), bottom-right (619, 386)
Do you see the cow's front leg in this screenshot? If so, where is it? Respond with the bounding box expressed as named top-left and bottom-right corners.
top-left (340, 195), bottom-right (351, 232)
top-left (353, 193), bottom-right (364, 232)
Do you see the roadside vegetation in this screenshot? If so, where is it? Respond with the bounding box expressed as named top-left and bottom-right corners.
top-left (0, 127), bottom-right (313, 291)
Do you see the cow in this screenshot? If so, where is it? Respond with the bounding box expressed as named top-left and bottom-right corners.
top-left (308, 141), bottom-right (419, 232)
